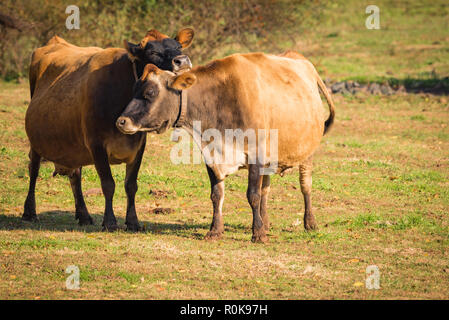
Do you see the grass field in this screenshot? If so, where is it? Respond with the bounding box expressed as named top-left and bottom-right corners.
top-left (1, 83), bottom-right (448, 299)
top-left (296, 0), bottom-right (449, 83)
top-left (0, 0), bottom-right (448, 300)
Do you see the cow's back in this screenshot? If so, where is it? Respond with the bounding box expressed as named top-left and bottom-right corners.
top-left (29, 36), bottom-right (102, 97)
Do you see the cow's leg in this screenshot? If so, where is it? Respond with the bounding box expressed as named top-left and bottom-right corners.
top-left (22, 149), bottom-right (41, 221)
top-left (204, 165), bottom-right (225, 240)
top-left (124, 138), bottom-right (146, 232)
top-left (91, 145), bottom-right (118, 231)
top-left (299, 156), bottom-right (317, 230)
top-left (260, 174), bottom-right (271, 232)
top-left (247, 164), bottom-right (267, 243)
top-left (69, 167), bottom-right (93, 225)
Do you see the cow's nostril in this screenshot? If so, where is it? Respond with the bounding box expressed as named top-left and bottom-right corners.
top-left (116, 116), bottom-right (139, 134)
top-left (117, 118), bottom-right (127, 127)
top-left (174, 59), bottom-right (181, 66)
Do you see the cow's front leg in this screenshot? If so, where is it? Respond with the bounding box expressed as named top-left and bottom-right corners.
top-left (204, 165), bottom-right (225, 240)
top-left (124, 137), bottom-right (146, 232)
top-left (299, 156), bottom-right (317, 231)
top-left (69, 167), bottom-right (93, 225)
top-left (247, 164), bottom-right (267, 243)
top-left (91, 145), bottom-right (118, 231)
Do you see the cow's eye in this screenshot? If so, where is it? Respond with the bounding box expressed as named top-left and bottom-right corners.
top-left (144, 88), bottom-right (156, 100)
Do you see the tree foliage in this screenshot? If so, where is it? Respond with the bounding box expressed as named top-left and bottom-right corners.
top-left (0, 0), bottom-right (327, 80)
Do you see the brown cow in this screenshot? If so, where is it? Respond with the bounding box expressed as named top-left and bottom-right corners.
top-left (23, 28), bottom-right (194, 231)
top-left (116, 51), bottom-right (335, 242)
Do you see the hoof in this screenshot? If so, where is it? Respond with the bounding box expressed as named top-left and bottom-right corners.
top-left (125, 223), bottom-right (141, 232)
top-left (22, 213), bottom-right (39, 222)
top-left (204, 230), bottom-right (223, 240)
top-left (251, 232), bottom-right (268, 243)
top-left (78, 215), bottom-right (94, 226)
top-left (304, 220), bottom-right (318, 231)
top-left (102, 224), bottom-right (119, 232)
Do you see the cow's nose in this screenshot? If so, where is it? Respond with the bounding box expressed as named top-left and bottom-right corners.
top-left (172, 55), bottom-right (192, 72)
top-left (116, 116), bottom-right (138, 134)
top-left (116, 117), bottom-right (128, 128)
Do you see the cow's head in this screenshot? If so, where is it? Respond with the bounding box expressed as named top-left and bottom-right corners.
top-left (124, 28), bottom-right (194, 73)
top-left (116, 64), bottom-right (197, 134)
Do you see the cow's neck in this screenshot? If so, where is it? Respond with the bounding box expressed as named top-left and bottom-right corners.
top-left (182, 77), bottom-right (231, 133)
top-left (132, 60), bottom-right (146, 80)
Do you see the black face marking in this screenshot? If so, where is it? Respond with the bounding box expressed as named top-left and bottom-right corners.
top-left (142, 39), bottom-right (183, 71)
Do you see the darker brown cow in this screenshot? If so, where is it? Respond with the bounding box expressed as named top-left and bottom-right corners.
top-left (23, 28), bottom-right (194, 231)
top-left (116, 51), bottom-right (335, 242)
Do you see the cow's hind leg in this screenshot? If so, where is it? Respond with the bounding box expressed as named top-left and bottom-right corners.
top-left (91, 145), bottom-right (118, 231)
top-left (247, 164), bottom-right (267, 243)
top-left (69, 167), bottom-right (93, 225)
top-left (124, 138), bottom-right (146, 232)
top-left (299, 156), bottom-right (317, 230)
top-left (204, 165), bottom-right (225, 240)
top-left (22, 149), bottom-right (41, 221)
top-left (260, 174), bottom-right (270, 232)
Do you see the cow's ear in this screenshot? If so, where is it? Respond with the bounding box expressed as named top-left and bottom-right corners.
top-left (142, 64), bottom-right (161, 80)
top-left (140, 29), bottom-right (169, 48)
top-left (175, 28), bottom-right (194, 49)
top-left (124, 40), bottom-right (142, 60)
top-left (170, 72), bottom-right (197, 90)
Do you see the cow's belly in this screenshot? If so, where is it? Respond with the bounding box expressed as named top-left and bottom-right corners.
top-left (26, 99), bottom-right (144, 169)
top-left (276, 122), bottom-right (324, 167)
top-left (202, 126), bottom-right (323, 179)
top-left (269, 96), bottom-right (325, 168)
top-left (26, 121), bottom-right (143, 169)
top-left (27, 134), bottom-right (143, 172)
top-left (196, 117), bottom-right (323, 179)
top-left (27, 129), bottom-right (93, 169)
top-left (25, 100), bottom-right (92, 169)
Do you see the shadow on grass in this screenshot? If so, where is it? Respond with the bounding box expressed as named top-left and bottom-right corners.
top-left (347, 75), bottom-right (449, 95)
top-left (0, 211), bottom-right (249, 239)
top-left (391, 76), bottom-right (449, 95)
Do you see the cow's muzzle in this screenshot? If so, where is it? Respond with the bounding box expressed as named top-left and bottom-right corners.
top-left (172, 55), bottom-right (192, 73)
top-left (116, 116), bottom-right (140, 135)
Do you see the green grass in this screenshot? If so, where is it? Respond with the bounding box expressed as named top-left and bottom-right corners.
top-left (297, 0), bottom-right (449, 83)
top-left (1, 80), bottom-right (448, 300)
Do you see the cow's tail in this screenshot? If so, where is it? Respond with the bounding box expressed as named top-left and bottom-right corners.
top-left (29, 55), bottom-right (36, 98)
top-left (316, 73), bottom-right (335, 135)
